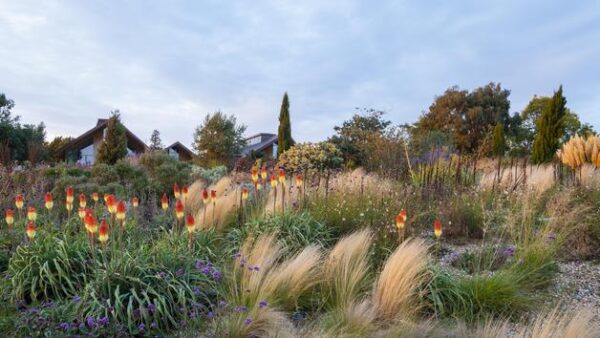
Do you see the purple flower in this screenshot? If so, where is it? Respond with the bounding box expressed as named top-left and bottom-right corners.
top-left (180, 320), bottom-right (187, 327)
top-left (193, 286), bottom-right (202, 295)
top-left (150, 322), bottom-right (158, 329)
top-left (133, 308), bottom-right (141, 319)
top-left (253, 266), bottom-right (260, 271)
top-left (244, 317), bottom-right (252, 326)
top-left (138, 323), bottom-right (145, 332)
top-left (29, 308), bottom-right (38, 315)
top-left (259, 300), bottom-right (268, 309)
top-left (545, 232), bottom-right (557, 244)
top-left (176, 268), bottom-right (184, 277)
top-left (201, 267), bottom-right (211, 274)
top-left (218, 300), bottom-right (227, 307)
top-left (147, 303), bottom-right (156, 314)
top-left (98, 316), bottom-right (109, 327)
top-left (207, 311), bottom-right (215, 319)
top-left (85, 316), bottom-right (96, 328)
top-left (232, 253), bottom-right (241, 258)
top-left (236, 305), bottom-right (248, 313)
top-left (212, 270), bottom-right (222, 281)
top-left (240, 259), bottom-right (247, 267)
top-left (157, 271), bottom-right (167, 279)
top-left (189, 311), bottom-right (197, 319)
top-left (72, 295), bottom-right (81, 303)
top-left (501, 245), bottom-right (516, 257)
top-left (59, 322), bottom-right (69, 331)
top-left (195, 260), bottom-right (205, 269)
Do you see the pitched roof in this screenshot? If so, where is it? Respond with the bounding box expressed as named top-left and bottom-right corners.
top-left (241, 133), bottom-right (277, 156)
top-left (165, 141), bottom-right (195, 158)
top-left (55, 118), bottom-right (148, 157)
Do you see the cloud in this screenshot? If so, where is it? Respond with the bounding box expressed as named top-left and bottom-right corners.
top-left (1, 0), bottom-right (599, 147)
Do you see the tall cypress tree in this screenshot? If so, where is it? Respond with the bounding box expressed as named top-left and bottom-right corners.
top-left (277, 92), bottom-right (293, 157)
top-left (96, 111), bottom-right (128, 164)
top-left (531, 86), bottom-right (567, 164)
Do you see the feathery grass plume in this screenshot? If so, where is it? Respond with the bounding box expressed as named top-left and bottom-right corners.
top-left (322, 228), bottom-right (373, 310)
top-left (262, 245), bottom-right (322, 310)
top-left (191, 176), bottom-right (237, 230)
top-left (214, 306), bottom-right (294, 338)
top-left (519, 307), bottom-right (599, 338)
top-left (371, 238), bottom-right (429, 321)
top-left (230, 233), bottom-right (282, 305)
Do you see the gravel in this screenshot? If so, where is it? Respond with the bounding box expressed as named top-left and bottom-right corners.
top-left (547, 260), bottom-right (600, 319)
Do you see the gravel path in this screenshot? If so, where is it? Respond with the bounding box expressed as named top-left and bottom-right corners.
top-left (547, 261), bottom-right (600, 319)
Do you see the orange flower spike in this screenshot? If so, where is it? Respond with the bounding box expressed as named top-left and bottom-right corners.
top-left (278, 168), bottom-right (286, 185)
top-left (103, 193), bottom-right (109, 204)
top-left (399, 209), bottom-right (407, 222)
top-left (92, 192), bottom-right (99, 203)
top-left (132, 196), bottom-right (139, 208)
top-left (173, 183), bottom-right (181, 200)
top-left (26, 221), bottom-right (36, 239)
top-left (241, 187), bottom-right (249, 201)
top-left (256, 181), bottom-right (262, 191)
top-left (45, 192), bottom-right (54, 210)
top-left (182, 186), bottom-right (189, 200)
top-left (186, 212), bottom-right (196, 232)
top-left (116, 201), bottom-right (126, 221)
top-left (106, 195), bottom-right (116, 214)
top-left (260, 167), bottom-right (268, 180)
top-left (175, 199), bottom-right (184, 220)
top-left (295, 174), bottom-right (303, 188)
top-left (161, 193), bottom-right (168, 210)
top-left (85, 210), bottom-right (97, 233)
top-left (270, 175), bottom-right (278, 188)
top-left (79, 194), bottom-right (87, 208)
top-left (210, 190), bottom-right (217, 204)
top-left (5, 209), bottom-right (15, 226)
top-left (395, 213), bottom-right (405, 230)
top-left (65, 186), bottom-right (74, 204)
top-left (27, 207), bottom-right (37, 222)
top-left (251, 168), bottom-right (258, 183)
top-left (78, 207), bottom-right (86, 220)
top-left (434, 219), bottom-right (442, 240)
top-left (202, 188), bottom-right (209, 204)
top-left (15, 194), bottom-right (24, 210)
top-left (98, 219), bottom-right (109, 243)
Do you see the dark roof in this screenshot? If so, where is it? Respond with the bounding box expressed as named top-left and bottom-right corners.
top-left (241, 133), bottom-right (277, 156)
top-left (55, 118), bottom-right (148, 157)
top-left (165, 142), bottom-right (195, 158)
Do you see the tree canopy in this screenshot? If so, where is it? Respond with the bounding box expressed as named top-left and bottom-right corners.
top-left (96, 111), bottom-right (128, 165)
top-left (192, 111), bottom-right (246, 167)
top-left (277, 92), bottom-right (293, 157)
top-left (149, 129), bottom-right (164, 151)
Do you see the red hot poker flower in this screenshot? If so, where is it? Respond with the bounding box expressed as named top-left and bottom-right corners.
top-left (98, 220), bottom-right (109, 243)
top-left (26, 222), bottom-right (36, 239)
top-left (45, 192), bottom-right (54, 210)
top-left (202, 189), bottom-right (209, 204)
top-left (15, 194), bottom-right (24, 210)
top-left (79, 194), bottom-right (87, 208)
top-left (116, 201), bottom-right (126, 221)
top-left (434, 219), bottom-right (442, 239)
top-left (186, 213), bottom-right (195, 232)
top-left (173, 183), bottom-right (181, 199)
top-left (175, 199), bottom-right (184, 220)
top-left (161, 193), bottom-right (168, 210)
top-left (65, 187), bottom-right (74, 204)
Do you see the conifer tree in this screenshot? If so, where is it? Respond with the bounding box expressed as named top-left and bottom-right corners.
top-left (149, 129), bottom-right (164, 151)
top-left (531, 86), bottom-right (567, 164)
top-left (277, 92), bottom-right (293, 157)
top-left (96, 111), bottom-right (128, 164)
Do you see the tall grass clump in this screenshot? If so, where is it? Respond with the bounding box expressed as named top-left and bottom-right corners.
top-left (519, 307), bottom-right (599, 338)
top-left (372, 238), bottom-right (428, 321)
top-left (8, 235), bottom-right (90, 302)
top-left (321, 229), bottom-right (373, 310)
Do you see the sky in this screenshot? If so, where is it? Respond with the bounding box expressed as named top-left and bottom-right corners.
top-left (1, 1), bottom-right (599, 148)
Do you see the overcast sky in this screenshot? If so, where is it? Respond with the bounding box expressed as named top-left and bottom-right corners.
top-left (1, 1), bottom-right (599, 147)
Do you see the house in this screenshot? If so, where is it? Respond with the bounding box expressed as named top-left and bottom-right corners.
top-left (241, 133), bottom-right (278, 160)
top-left (165, 142), bottom-right (195, 162)
top-left (55, 118), bottom-right (149, 165)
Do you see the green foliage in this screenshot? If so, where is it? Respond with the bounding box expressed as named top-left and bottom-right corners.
top-left (277, 92), bottom-right (293, 157)
top-left (532, 86), bottom-right (568, 164)
top-left (149, 129), bottom-right (164, 151)
top-left (96, 111), bottom-right (128, 165)
top-left (191, 165), bottom-right (228, 185)
top-left (452, 245), bottom-right (510, 274)
top-left (0, 93), bottom-right (47, 164)
top-left (492, 122), bottom-right (506, 157)
top-left (8, 236), bottom-right (90, 302)
top-left (442, 192), bottom-right (485, 238)
top-left (192, 111), bottom-right (247, 167)
top-left (329, 108), bottom-right (391, 167)
top-left (228, 212), bottom-right (333, 254)
top-left (278, 142), bottom-right (343, 174)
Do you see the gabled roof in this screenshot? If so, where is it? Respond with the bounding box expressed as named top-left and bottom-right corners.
top-left (55, 118), bottom-right (148, 157)
top-left (165, 141), bottom-right (195, 159)
top-left (241, 133), bottom-right (278, 156)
